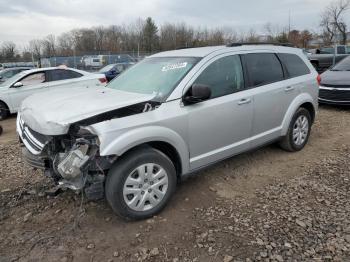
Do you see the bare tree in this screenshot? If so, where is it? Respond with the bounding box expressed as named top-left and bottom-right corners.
top-left (160, 23), bottom-right (177, 50)
top-left (300, 30), bottom-right (313, 48)
top-left (245, 29), bottom-right (259, 42)
top-left (29, 39), bottom-right (42, 67)
top-left (264, 23), bottom-right (282, 41)
top-left (320, 10), bottom-right (336, 45)
top-left (57, 32), bottom-right (75, 56)
top-left (321, 0), bottom-right (350, 45)
top-left (42, 34), bottom-right (56, 57)
top-left (94, 26), bottom-right (106, 51)
top-left (1, 41), bottom-right (16, 62)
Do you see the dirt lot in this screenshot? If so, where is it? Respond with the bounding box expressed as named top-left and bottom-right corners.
top-left (0, 105), bottom-right (350, 262)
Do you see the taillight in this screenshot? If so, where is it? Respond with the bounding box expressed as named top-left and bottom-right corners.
top-left (99, 77), bottom-right (107, 84)
top-left (316, 75), bottom-right (321, 86)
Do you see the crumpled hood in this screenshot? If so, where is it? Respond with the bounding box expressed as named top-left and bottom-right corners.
top-left (19, 86), bottom-right (155, 135)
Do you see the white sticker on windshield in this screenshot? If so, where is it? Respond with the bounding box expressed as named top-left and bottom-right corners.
top-left (162, 62), bottom-right (188, 72)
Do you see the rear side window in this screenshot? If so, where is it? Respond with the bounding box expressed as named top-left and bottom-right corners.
top-left (278, 53), bottom-right (310, 78)
top-left (49, 69), bottom-right (82, 81)
top-left (193, 55), bottom-right (244, 99)
top-left (244, 53), bottom-right (284, 87)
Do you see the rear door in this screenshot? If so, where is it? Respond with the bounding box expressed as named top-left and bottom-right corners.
top-left (184, 54), bottom-right (254, 170)
top-left (47, 69), bottom-right (88, 89)
top-left (242, 52), bottom-right (298, 147)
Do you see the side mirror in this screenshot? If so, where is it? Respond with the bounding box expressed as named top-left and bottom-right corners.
top-left (183, 84), bottom-right (211, 105)
top-left (0, 76), bottom-right (2, 80)
top-left (13, 82), bottom-right (23, 88)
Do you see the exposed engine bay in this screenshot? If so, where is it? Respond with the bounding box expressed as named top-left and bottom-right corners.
top-left (18, 101), bottom-right (160, 200)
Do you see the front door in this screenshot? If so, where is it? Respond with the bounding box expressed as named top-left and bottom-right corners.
top-left (184, 54), bottom-right (254, 170)
top-left (8, 71), bottom-right (48, 112)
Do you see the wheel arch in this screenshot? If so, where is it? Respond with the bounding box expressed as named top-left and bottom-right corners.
top-left (98, 126), bottom-right (190, 175)
top-left (0, 99), bottom-right (9, 109)
top-left (116, 141), bottom-right (183, 179)
top-left (299, 101), bottom-right (316, 124)
top-left (281, 94), bottom-right (317, 136)
top-left (0, 99), bottom-right (10, 117)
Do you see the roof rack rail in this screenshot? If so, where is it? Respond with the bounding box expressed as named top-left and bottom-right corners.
top-left (226, 42), bottom-right (295, 47)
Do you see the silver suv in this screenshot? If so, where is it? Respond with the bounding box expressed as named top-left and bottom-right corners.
top-left (17, 44), bottom-right (318, 220)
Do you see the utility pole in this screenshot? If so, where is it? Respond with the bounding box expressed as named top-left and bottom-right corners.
top-left (288, 10), bottom-right (291, 40)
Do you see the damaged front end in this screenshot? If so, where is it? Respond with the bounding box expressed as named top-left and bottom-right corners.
top-left (17, 98), bottom-right (160, 200)
top-left (17, 115), bottom-right (115, 200)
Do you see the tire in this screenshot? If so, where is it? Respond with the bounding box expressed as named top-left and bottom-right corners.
top-left (279, 108), bottom-right (312, 152)
top-left (0, 102), bottom-right (9, 120)
top-left (105, 147), bottom-right (177, 220)
top-left (0, 125), bottom-right (2, 136)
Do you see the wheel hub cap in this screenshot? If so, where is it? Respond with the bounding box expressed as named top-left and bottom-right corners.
top-left (123, 163), bottom-right (168, 211)
top-left (293, 115), bottom-right (309, 146)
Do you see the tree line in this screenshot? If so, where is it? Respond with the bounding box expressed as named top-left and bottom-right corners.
top-left (0, 0), bottom-right (349, 63)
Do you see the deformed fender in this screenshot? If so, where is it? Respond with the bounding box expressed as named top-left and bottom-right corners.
top-left (281, 93), bottom-right (317, 136)
top-left (97, 126), bottom-right (190, 175)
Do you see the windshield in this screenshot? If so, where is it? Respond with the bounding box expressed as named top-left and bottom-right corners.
top-left (107, 57), bottom-right (199, 101)
top-left (332, 57), bottom-right (350, 71)
top-left (99, 64), bottom-right (115, 72)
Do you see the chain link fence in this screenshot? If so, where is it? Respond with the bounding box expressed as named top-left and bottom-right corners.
top-left (0, 51), bottom-right (156, 71)
top-left (40, 51), bottom-right (155, 72)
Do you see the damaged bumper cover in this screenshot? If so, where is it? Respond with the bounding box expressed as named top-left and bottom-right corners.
top-left (17, 113), bottom-right (108, 199)
top-left (17, 115), bottom-right (51, 155)
top-left (17, 89), bottom-right (159, 199)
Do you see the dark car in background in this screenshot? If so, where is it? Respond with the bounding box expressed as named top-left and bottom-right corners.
top-left (308, 45), bottom-right (350, 73)
top-left (0, 67), bottom-right (32, 83)
top-left (98, 62), bottom-right (134, 81)
top-left (319, 56), bottom-right (350, 105)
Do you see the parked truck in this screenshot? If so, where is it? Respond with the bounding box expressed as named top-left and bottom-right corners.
top-left (308, 45), bottom-right (350, 72)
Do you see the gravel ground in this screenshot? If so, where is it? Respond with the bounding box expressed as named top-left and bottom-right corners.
top-left (0, 106), bottom-right (350, 262)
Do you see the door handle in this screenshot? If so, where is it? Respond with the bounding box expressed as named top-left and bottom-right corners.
top-left (238, 98), bottom-right (251, 105)
top-left (285, 86), bottom-right (295, 92)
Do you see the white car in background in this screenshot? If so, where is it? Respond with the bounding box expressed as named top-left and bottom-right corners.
top-left (0, 66), bottom-right (107, 119)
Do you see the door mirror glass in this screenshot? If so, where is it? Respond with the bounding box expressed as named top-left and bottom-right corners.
top-left (184, 84), bottom-right (211, 105)
top-left (13, 82), bottom-right (23, 88)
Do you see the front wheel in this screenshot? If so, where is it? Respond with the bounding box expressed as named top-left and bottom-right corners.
top-left (105, 147), bottom-right (177, 220)
top-left (279, 108), bottom-right (312, 152)
top-left (0, 102), bottom-right (9, 120)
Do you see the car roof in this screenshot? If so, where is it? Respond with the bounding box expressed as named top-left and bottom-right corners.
top-left (151, 44), bottom-right (302, 58)
top-left (23, 67), bottom-right (87, 75)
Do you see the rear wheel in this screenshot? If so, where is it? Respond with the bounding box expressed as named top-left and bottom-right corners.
top-left (105, 147), bottom-right (177, 220)
top-left (0, 102), bottom-right (9, 120)
top-left (280, 108), bottom-right (311, 152)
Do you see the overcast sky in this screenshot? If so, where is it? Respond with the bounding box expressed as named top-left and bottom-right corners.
top-left (0, 0), bottom-right (346, 47)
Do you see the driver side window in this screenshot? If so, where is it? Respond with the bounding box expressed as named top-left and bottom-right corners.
top-left (20, 72), bottom-right (46, 86)
top-left (193, 55), bottom-right (244, 99)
